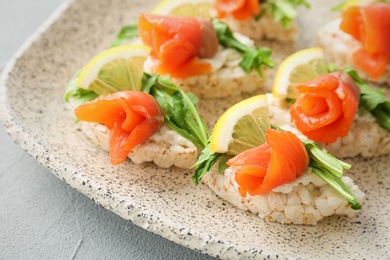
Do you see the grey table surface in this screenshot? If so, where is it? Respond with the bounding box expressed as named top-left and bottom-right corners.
top-left (0, 1), bottom-right (213, 259)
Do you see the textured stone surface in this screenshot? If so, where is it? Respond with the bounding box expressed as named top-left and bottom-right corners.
top-left (0, 0), bottom-right (211, 259)
top-left (1, 0), bottom-right (389, 259)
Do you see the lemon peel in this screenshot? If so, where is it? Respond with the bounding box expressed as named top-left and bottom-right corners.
top-left (76, 44), bottom-right (150, 95)
top-left (151, 0), bottom-right (216, 18)
top-left (272, 47), bottom-right (327, 99)
top-left (210, 95), bottom-right (270, 154)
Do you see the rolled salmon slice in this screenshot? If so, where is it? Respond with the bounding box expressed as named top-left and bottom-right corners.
top-left (340, 3), bottom-right (390, 79)
top-left (215, 0), bottom-right (260, 20)
top-left (75, 91), bottom-right (164, 165)
top-left (290, 73), bottom-right (360, 144)
top-left (138, 13), bottom-right (218, 78)
top-left (227, 129), bottom-right (309, 196)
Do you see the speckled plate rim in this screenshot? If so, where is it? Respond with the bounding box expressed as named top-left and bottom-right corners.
top-left (0, 1), bottom-right (264, 259)
top-left (1, 1), bottom-right (389, 259)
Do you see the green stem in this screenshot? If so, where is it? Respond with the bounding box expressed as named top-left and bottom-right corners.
top-left (310, 160), bottom-right (361, 210)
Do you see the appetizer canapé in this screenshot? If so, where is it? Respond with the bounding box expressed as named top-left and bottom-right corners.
top-left (194, 95), bottom-right (364, 225)
top-left (138, 14), bottom-right (275, 98)
top-left (65, 45), bottom-right (210, 169)
top-left (317, 2), bottom-right (390, 85)
top-left (271, 48), bottom-right (390, 158)
top-left (215, 0), bottom-right (310, 42)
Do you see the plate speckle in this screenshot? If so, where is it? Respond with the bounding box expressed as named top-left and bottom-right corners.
top-left (0, 0), bottom-right (389, 259)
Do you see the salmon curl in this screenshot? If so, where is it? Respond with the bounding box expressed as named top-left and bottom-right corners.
top-left (74, 91), bottom-right (164, 165)
top-left (138, 13), bottom-right (219, 78)
top-left (340, 3), bottom-right (390, 80)
top-left (290, 72), bottom-right (360, 144)
top-left (215, 0), bottom-right (260, 20)
top-left (227, 129), bottom-right (310, 197)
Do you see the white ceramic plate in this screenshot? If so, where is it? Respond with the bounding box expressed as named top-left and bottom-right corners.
top-left (1, 0), bottom-right (389, 258)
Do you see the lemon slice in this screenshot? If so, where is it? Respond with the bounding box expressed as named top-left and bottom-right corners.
top-left (272, 47), bottom-right (328, 100)
top-left (151, 0), bottom-right (215, 18)
top-left (77, 44), bottom-right (151, 95)
top-left (343, 0), bottom-right (376, 9)
top-left (344, 0), bottom-right (361, 7)
top-left (210, 95), bottom-right (271, 155)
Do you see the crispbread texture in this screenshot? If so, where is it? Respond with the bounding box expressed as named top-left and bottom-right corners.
top-left (267, 94), bottom-right (390, 158)
top-left (144, 33), bottom-right (268, 99)
top-left (317, 18), bottom-right (390, 85)
top-left (78, 122), bottom-right (198, 169)
top-left (222, 12), bottom-right (298, 42)
top-left (203, 165), bottom-right (364, 225)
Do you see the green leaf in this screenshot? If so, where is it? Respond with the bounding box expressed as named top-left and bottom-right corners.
top-left (302, 140), bottom-right (360, 210)
top-left (285, 97), bottom-right (296, 104)
top-left (344, 67), bottom-right (390, 131)
top-left (262, 0), bottom-right (310, 29)
top-left (192, 144), bottom-right (223, 185)
top-left (141, 72), bottom-right (159, 93)
top-left (217, 154), bottom-right (232, 174)
top-left (64, 70), bottom-right (98, 106)
top-left (310, 160), bottom-right (361, 210)
top-left (142, 73), bottom-right (210, 149)
top-left (171, 93), bottom-right (187, 128)
top-left (326, 62), bottom-right (339, 73)
top-left (212, 18), bottom-right (275, 76)
top-left (111, 22), bottom-right (139, 47)
top-left (372, 104), bottom-right (390, 129)
top-left (185, 92), bottom-right (200, 107)
top-left (153, 89), bottom-right (175, 117)
top-left (303, 140), bottom-right (351, 178)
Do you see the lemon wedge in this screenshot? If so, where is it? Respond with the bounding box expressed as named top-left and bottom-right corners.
top-left (344, 0), bottom-right (361, 8)
top-left (272, 47), bottom-right (328, 99)
top-left (76, 44), bottom-right (150, 95)
top-left (343, 0), bottom-right (376, 9)
top-left (210, 95), bottom-right (270, 155)
top-left (151, 0), bottom-right (216, 18)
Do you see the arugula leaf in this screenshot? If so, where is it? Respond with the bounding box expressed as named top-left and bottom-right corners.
top-left (217, 154), bottom-right (231, 174)
top-left (309, 160), bottom-right (361, 210)
top-left (212, 18), bottom-right (275, 76)
top-left (343, 67), bottom-right (390, 130)
top-left (192, 144), bottom-right (232, 185)
top-left (261, 0), bottom-right (310, 29)
top-left (284, 97), bottom-right (296, 104)
top-left (371, 103), bottom-right (390, 129)
top-left (142, 73), bottom-right (210, 149)
top-left (64, 70), bottom-right (98, 106)
top-left (303, 140), bottom-right (351, 178)
top-left (192, 145), bottom-right (222, 185)
top-left (111, 22), bottom-right (139, 47)
top-left (302, 140), bottom-right (361, 209)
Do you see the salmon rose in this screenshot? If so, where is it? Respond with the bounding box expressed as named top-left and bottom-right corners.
top-left (227, 129), bottom-right (309, 197)
top-left (138, 13), bottom-right (218, 78)
top-left (215, 0), bottom-right (260, 20)
top-left (290, 73), bottom-right (360, 144)
top-left (75, 91), bottom-right (164, 165)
